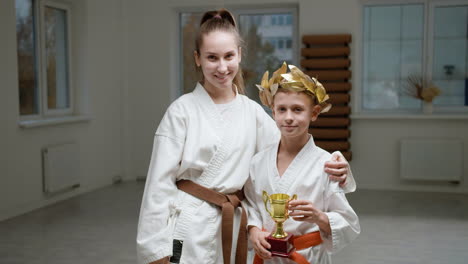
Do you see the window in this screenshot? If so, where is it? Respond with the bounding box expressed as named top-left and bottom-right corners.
top-left (430, 4), bottom-right (468, 107)
top-left (256, 16), bottom-right (262, 26)
top-left (179, 12), bottom-right (204, 95)
top-left (179, 8), bottom-right (298, 105)
top-left (278, 15), bottom-right (284, 25)
top-left (278, 39), bottom-right (284, 49)
top-left (271, 16), bottom-right (277, 25)
top-left (268, 38), bottom-right (276, 49)
top-left (362, 0), bottom-right (468, 113)
top-left (16, 0), bottom-right (73, 118)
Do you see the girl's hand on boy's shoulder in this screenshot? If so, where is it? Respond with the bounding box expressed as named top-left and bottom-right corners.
top-left (288, 199), bottom-right (323, 223)
top-left (325, 152), bottom-right (349, 186)
top-left (248, 226), bottom-right (272, 259)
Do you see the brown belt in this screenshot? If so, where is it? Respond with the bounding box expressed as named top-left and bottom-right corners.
top-left (176, 179), bottom-right (247, 264)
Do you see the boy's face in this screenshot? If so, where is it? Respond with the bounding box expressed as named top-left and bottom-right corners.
top-left (272, 91), bottom-right (321, 139)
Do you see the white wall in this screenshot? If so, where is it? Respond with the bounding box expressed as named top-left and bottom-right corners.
top-left (352, 118), bottom-right (468, 192)
top-left (125, 0), bottom-right (468, 193)
top-left (0, 0), bottom-right (127, 221)
top-left (124, 0), bottom-right (176, 179)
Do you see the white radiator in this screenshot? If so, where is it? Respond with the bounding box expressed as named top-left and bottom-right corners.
top-left (42, 142), bottom-right (80, 194)
top-left (400, 139), bottom-right (463, 182)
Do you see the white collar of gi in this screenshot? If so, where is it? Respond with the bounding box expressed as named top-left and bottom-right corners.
top-left (194, 82), bottom-right (239, 102)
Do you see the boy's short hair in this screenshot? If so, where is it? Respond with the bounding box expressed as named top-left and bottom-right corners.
top-left (256, 62), bottom-right (331, 113)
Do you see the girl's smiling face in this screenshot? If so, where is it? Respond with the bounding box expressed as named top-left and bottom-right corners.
top-left (195, 30), bottom-right (241, 92)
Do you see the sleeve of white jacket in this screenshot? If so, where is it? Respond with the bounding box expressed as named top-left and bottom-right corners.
top-left (244, 173), bottom-right (263, 230)
top-left (136, 103), bottom-right (186, 264)
top-left (330, 151), bottom-right (357, 193)
top-left (320, 182), bottom-right (360, 254)
top-left (255, 104), bottom-right (280, 153)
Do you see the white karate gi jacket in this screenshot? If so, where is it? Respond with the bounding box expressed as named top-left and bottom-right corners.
top-left (137, 83), bottom-right (357, 264)
top-left (244, 137), bottom-right (360, 264)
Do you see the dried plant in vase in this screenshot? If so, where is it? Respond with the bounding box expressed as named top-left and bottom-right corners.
top-left (403, 75), bottom-right (441, 103)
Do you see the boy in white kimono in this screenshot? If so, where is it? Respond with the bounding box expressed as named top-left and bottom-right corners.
top-left (245, 63), bottom-right (360, 264)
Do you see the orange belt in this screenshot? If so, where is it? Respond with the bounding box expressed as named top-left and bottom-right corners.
top-left (176, 180), bottom-right (247, 264)
top-left (253, 231), bottom-right (323, 264)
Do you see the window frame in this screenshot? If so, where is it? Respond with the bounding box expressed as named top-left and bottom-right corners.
top-left (360, 0), bottom-right (468, 115)
top-left (427, 0), bottom-right (468, 113)
top-left (18, 0), bottom-right (74, 121)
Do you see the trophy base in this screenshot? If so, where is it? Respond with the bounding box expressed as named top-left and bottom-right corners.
top-left (267, 233), bottom-right (295, 258)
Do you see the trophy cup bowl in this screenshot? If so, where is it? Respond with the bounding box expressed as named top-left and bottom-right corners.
top-left (262, 191), bottom-right (297, 257)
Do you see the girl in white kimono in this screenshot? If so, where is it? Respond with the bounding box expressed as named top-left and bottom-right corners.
top-left (245, 64), bottom-right (360, 264)
top-left (136, 9), bottom-right (356, 264)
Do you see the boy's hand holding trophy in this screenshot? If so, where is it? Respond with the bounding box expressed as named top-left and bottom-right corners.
top-left (262, 191), bottom-right (297, 257)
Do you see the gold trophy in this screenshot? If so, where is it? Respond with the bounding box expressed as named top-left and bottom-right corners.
top-left (262, 191), bottom-right (297, 257)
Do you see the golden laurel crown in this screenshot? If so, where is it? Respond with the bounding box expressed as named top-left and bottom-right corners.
top-left (256, 62), bottom-right (332, 113)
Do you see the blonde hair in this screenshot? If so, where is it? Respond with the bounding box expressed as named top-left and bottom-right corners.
top-left (195, 9), bottom-right (245, 94)
top-left (274, 88), bottom-right (318, 106)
